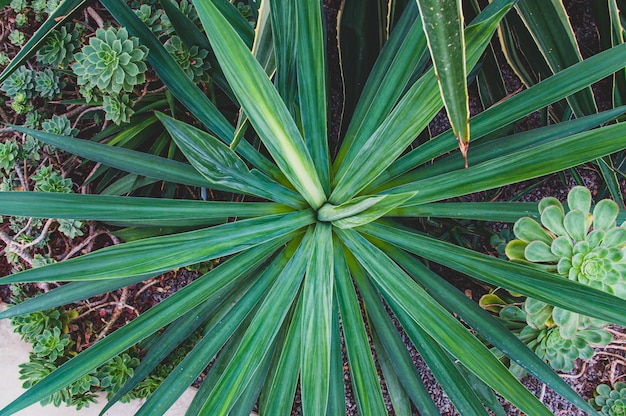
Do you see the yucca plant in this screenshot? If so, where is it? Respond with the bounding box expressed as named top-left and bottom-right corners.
top-left (1, 0), bottom-right (626, 415)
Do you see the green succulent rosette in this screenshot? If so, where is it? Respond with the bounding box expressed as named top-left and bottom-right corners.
top-left (590, 382), bottom-right (626, 416)
top-left (506, 186), bottom-right (626, 296)
top-left (72, 27), bottom-right (149, 95)
top-left (522, 325), bottom-right (612, 373)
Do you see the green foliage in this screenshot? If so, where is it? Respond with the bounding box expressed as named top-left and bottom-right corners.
top-left (72, 27), bottom-right (148, 95)
top-left (9, 0), bottom-right (27, 12)
top-left (1, 66), bottom-right (35, 99)
top-left (0, 140), bottom-right (19, 173)
top-left (34, 68), bottom-right (62, 99)
top-left (0, 52), bottom-right (10, 67)
top-left (36, 25), bottom-right (81, 69)
top-left (32, 327), bottom-right (71, 361)
top-left (57, 218), bottom-right (84, 239)
top-left (14, 13), bottom-right (28, 28)
top-left (165, 35), bottom-right (209, 82)
top-left (134, 3), bottom-right (163, 34)
top-left (8, 30), bottom-right (26, 46)
top-left (31, 165), bottom-right (72, 193)
top-left (2, 1), bottom-right (626, 415)
top-left (102, 93), bottom-right (133, 125)
top-left (97, 353), bottom-right (140, 399)
top-left (41, 114), bottom-right (77, 137)
top-left (590, 382), bottom-right (626, 416)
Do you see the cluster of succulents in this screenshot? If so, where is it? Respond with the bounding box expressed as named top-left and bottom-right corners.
top-left (483, 186), bottom-right (626, 374)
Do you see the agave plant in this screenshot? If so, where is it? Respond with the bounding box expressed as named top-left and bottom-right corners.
top-left (1, 0), bottom-right (626, 415)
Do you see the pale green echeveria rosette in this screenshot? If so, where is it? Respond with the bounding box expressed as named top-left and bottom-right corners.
top-left (72, 27), bottom-right (148, 95)
top-left (506, 186), bottom-right (626, 295)
top-left (590, 382), bottom-right (626, 415)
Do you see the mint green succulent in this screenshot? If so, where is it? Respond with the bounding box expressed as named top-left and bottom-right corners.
top-left (1, 66), bottom-right (35, 99)
top-left (0, 140), bottom-right (19, 173)
top-left (42, 114), bottom-right (77, 137)
top-left (10, 92), bottom-right (32, 114)
top-left (507, 186), bottom-right (626, 296)
top-left (72, 27), bottom-right (149, 95)
top-left (32, 327), bottom-right (71, 362)
top-left (165, 35), bottom-right (209, 82)
top-left (31, 0), bottom-right (47, 13)
top-left (37, 25), bottom-right (81, 69)
top-left (103, 93), bottom-right (134, 125)
top-left (134, 4), bottom-right (163, 35)
top-left (590, 382), bottom-right (626, 416)
top-left (97, 353), bottom-right (140, 399)
top-left (494, 303), bottom-right (612, 374)
top-left (31, 165), bottom-right (72, 193)
top-left (9, 30), bottom-right (26, 47)
top-left (15, 13), bottom-right (29, 28)
top-left (35, 69), bottom-right (62, 99)
top-left (57, 219), bottom-right (84, 239)
top-left (9, 0), bottom-right (28, 12)
top-left (160, 0), bottom-right (201, 35)
top-left (523, 325), bottom-right (612, 373)
top-left (0, 52), bottom-right (10, 67)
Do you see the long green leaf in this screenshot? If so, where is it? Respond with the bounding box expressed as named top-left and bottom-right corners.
top-left (0, 240), bottom-right (283, 416)
top-left (196, 227), bottom-right (314, 415)
top-left (330, 0), bottom-right (516, 204)
top-left (300, 223), bottom-right (334, 415)
top-left (417, 0), bottom-right (470, 164)
top-left (0, 0), bottom-right (87, 83)
top-left (346, 251), bottom-right (442, 416)
top-left (326, 295), bottom-right (347, 416)
top-left (133, 242), bottom-right (298, 416)
top-left (389, 302), bottom-right (491, 416)
top-left (192, 0), bottom-right (326, 209)
top-left (11, 126), bottom-right (224, 191)
top-left (157, 113), bottom-right (305, 208)
top-left (389, 123), bottom-right (626, 205)
top-left (337, 228), bottom-right (552, 415)
top-left (0, 210), bottom-right (314, 283)
top-left (0, 192), bottom-right (290, 226)
top-left (383, 41), bottom-right (626, 183)
top-left (380, 106), bottom-right (626, 189)
top-left (390, 201), bottom-right (538, 222)
top-left (296, 0), bottom-right (330, 193)
top-left (377, 240), bottom-right (597, 414)
top-left (514, 0), bottom-right (597, 117)
top-left (334, 243), bottom-right (387, 415)
top-left (0, 275), bottom-right (154, 320)
top-left (100, 0), bottom-right (282, 180)
top-left (362, 221), bottom-right (626, 327)
top-left (334, 1), bottom-right (425, 171)
top-left (258, 297), bottom-right (302, 416)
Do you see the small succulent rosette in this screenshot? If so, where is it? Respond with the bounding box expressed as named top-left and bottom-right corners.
top-left (590, 382), bottom-right (626, 415)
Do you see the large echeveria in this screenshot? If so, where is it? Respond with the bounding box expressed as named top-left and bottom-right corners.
top-left (72, 27), bottom-right (148, 95)
top-left (507, 186), bottom-right (626, 296)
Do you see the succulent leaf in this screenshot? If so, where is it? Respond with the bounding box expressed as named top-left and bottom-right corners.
top-left (513, 217), bottom-right (553, 244)
top-left (567, 186), bottom-right (592, 214)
